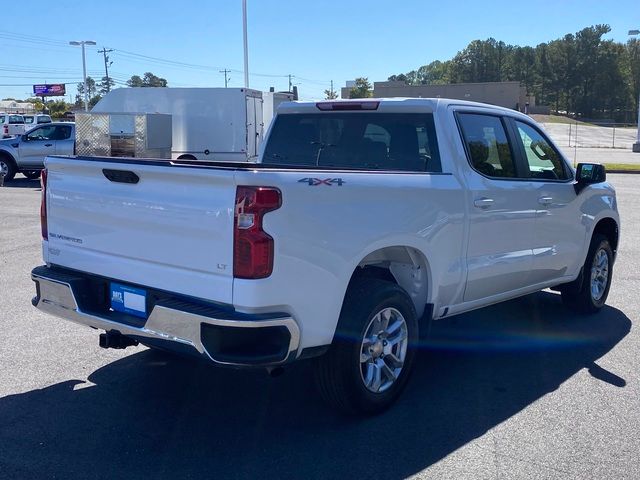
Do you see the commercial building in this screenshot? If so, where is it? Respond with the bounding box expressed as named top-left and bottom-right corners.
top-left (0, 100), bottom-right (36, 114)
top-left (342, 80), bottom-right (544, 113)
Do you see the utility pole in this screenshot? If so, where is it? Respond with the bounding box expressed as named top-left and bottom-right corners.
top-left (331, 80), bottom-right (334, 97)
top-left (288, 74), bottom-right (293, 92)
top-left (98, 47), bottom-right (114, 93)
top-left (219, 69), bottom-right (231, 88)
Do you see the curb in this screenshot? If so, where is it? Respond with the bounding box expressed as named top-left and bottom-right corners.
top-left (606, 170), bottom-right (640, 174)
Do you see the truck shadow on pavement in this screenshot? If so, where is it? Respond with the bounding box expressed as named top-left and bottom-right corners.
top-left (1, 178), bottom-right (41, 189)
top-left (0, 292), bottom-right (631, 479)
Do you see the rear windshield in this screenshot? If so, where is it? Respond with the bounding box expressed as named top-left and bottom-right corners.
top-left (0, 116), bottom-right (4, 123)
top-left (263, 112), bottom-right (441, 172)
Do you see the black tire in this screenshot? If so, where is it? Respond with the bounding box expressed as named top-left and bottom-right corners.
top-left (23, 170), bottom-right (41, 180)
top-left (561, 234), bottom-right (613, 313)
top-left (0, 155), bottom-right (17, 182)
top-left (314, 278), bottom-right (419, 415)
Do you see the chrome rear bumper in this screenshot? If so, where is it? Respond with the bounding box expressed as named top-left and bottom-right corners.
top-left (31, 267), bottom-right (300, 367)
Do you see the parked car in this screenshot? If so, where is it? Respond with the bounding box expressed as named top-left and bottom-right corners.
top-left (0, 122), bottom-right (75, 180)
top-left (31, 99), bottom-right (619, 414)
top-left (0, 113), bottom-right (25, 138)
top-left (23, 114), bottom-right (53, 130)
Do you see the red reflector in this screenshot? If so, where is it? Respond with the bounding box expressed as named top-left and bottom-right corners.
top-left (234, 186), bottom-right (282, 279)
top-left (315, 101), bottom-right (379, 111)
top-left (40, 169), bottom-right (48, 240)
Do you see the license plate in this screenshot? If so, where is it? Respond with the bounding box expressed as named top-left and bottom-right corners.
top-left (110, 282), bottom-right (147, 318)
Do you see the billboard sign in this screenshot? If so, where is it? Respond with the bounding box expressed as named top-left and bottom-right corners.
top-left (33, 84), bottom-right (66, 96)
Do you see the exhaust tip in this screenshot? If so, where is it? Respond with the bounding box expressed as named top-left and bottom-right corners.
top-left (99, 331), bottom-right (139, 349)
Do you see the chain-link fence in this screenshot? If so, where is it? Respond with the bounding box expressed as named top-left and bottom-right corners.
top-left (540, 122), bottom-right (639, 149)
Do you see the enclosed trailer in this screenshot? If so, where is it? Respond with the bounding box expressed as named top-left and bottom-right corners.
top-left (91, 88), bottom-right (264, 162)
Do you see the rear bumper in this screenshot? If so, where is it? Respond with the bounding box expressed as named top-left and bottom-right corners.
top-left (31, 266), bottom-right (300, 367)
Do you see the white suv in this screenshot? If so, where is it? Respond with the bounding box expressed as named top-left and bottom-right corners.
top-left (23, 114), bottom-right (52, 131)
top-left (0, 113), bottom-right (25, 138)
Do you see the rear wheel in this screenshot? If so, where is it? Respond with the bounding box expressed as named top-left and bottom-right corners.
top-left (0, 156), bottom-right (16, 181)
top-left (561, 234), bottom-right (613, 313)
top-left (23, 170), bottom-right (41, 180)
top-left (314, 278), bottom-right (418, 415)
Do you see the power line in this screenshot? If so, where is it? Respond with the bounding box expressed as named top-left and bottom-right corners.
top-left (0, 30), bottom-right (332, 89)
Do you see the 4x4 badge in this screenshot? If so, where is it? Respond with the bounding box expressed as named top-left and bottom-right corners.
top-left (298, 178), bottom-right (345, 186)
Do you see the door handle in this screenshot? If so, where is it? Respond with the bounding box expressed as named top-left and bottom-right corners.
top-left (538, 196), bottom-right (553, 205)
top-left (473, 197), bottom-right (494, 208)
top-left (44, 143), bottom-right (53, 147)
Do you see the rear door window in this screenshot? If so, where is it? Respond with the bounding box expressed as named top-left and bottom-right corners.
top-left (9, 115), bottom-right (24, 124)
top-left (263, 112), bottom-right (441, 172)
top-left (457, 113), bottom-right (517, 178)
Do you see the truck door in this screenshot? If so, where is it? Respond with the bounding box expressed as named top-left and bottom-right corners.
top-left (19, 125), bottom-right (57, 167)
top-left (455, 110), bottom-right (536, 302)
top-left (508, 118), bottom-right (587, 283)
top-left (246, 96), bottom-right (257, 160)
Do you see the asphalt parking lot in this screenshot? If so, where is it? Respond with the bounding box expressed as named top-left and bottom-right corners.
top-left (0, 175), bottom-right (638, 480)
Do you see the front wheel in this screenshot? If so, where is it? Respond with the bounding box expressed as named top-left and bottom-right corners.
top-left (314, 278), bottom-right (418, 415)
top-left (562, 234), bottom-right (613, 313)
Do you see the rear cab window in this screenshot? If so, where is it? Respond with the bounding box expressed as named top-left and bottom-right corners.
top-left (263, 112), bottom-right (441, 172)
top-left (9, 115), bottom-right (24, 125)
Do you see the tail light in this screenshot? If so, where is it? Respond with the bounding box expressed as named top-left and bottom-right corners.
top-left (2, 125), bottom-right (7, 135)
top-left (234, 186), bottom-right (281, 279)
top-left (40, 169), bottom-right (48, 240)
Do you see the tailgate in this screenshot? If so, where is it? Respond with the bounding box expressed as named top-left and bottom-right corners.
top-left (44, 156), bottom-right (237, 304)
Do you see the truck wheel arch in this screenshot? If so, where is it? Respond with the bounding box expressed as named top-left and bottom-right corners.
top-left (593, 217), bottom-right (619, 259)
top-left (347, 246), bottom-right (432, 319)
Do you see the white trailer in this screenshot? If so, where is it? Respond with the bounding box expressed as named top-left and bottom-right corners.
top-left (262, 91), bottom-right (294, 131)
top-left (91, 88), bottom-right (264, 162)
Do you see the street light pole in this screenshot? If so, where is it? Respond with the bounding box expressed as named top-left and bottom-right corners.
top-left (69, 40), bottom-right (96, 112)
top-left (630, 30), bottom-right (640, 153)
top-left (242, 0), bottom-right (249, 88)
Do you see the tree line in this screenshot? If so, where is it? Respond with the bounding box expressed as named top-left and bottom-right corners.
top-left (76, 72), bottom-right (168, 109)
top-left (387, 25), bottom-right (640, 122)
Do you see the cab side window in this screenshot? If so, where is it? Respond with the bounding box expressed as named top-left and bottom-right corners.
top-left (26, 126), bottom-right (57, 141)
top-left (55, 125), bottom-right (72, 140)
top-left (458, 113), bottom-right (517, 178)
top-left (514, 121), bottom-right (570, 181)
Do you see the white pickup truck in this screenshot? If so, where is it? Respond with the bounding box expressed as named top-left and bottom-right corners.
top-left (31, 98), bottom-right (620, 414)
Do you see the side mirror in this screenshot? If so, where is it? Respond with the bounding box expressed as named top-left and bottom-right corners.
top-left (574, 163), bottom-right (606, 194)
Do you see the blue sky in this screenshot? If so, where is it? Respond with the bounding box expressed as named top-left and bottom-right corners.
top-left (1, 0), bottom-right (639, 101)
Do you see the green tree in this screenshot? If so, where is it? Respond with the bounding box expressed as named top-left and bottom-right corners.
top-left (76, 77), bottom-right (97, 106)
top-left (46, 100), bottom-right (70, 119)
top-left (349, 77), bottom-right (373, 98)
top-left (98, 76), bottom-right (116, 95)
top-left (127, 72), bottom-right (168, 87)
top-left (127, 75), bottom-right (143, 87)
top-left (324, 87), bottom-right (338, 99)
